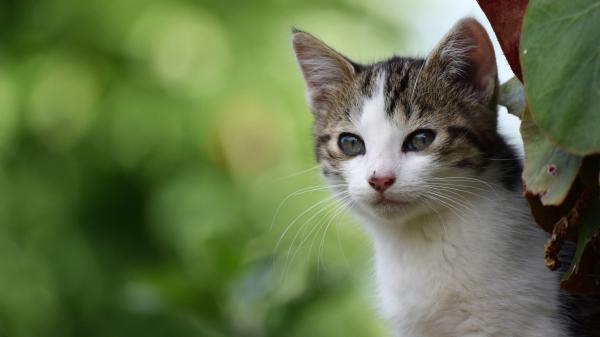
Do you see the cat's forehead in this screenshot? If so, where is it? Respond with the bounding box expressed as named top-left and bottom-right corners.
top-left (354, 57), bottom-right (434, 126)
top-left (316, 56), bottom-right (467, 132)
top-left (356, 71), bottom-right (404, 147)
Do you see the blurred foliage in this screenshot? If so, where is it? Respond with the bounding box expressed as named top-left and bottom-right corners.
top-left (0, 0), bottom-right (410, 336)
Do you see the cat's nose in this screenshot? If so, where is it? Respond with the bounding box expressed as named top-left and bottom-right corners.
top-left (368, 175), bottom-right (396, 192)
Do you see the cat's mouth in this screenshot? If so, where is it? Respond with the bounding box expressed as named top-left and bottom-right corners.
top-left (365, 195), bottom-right (413, 218)
top-left (372, 195), bottom-right (409, 207)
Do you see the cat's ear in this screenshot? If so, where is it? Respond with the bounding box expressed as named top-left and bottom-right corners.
top-left (291, 29), bottom-right (357, 113)
top-left (426, 18), bottom-right (498, 103)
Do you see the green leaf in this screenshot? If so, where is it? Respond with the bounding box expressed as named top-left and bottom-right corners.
top-left (521, 0), bottom-right (600, 155)
top-left (561, 193), bottom-right (600, 289)
top-left (498, 77), bottom-right (525, 117)
top-left (521, 107), bottom-right (583, 205)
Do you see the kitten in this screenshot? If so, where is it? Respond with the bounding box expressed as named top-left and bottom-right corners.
top-left (291, 18), bottom-right (598, 337)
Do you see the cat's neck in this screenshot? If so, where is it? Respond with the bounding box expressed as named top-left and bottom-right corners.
top-left (361, 186), bottom-right (540, 328)
top-left (362, 181), bottom-right (524, 264)
top-left (366, 208), bottom-right (449, 255)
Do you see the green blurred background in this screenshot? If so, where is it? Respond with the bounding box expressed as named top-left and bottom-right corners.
top-left (0, 0), bottom-right (508, 336)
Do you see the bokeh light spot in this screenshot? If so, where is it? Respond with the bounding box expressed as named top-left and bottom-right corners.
top-left (0, 70), bottom-right (19, 154)
top-left (215, 97), bottom-right (283, 178)
top-left (126, 4), bottom-right (230, 98)
top-left (26, 56), bottom-right (99, 151)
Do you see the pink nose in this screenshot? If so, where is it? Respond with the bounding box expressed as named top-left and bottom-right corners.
top-left (368, 175), bottom-right (396, 192)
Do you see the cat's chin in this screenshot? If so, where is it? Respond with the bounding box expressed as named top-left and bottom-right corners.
top-left (358, 198), bottom-right (423, 221)
top-left (371, 204), bottom-right (408, 219)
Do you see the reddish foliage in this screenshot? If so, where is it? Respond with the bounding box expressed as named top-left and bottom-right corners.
top-left (524, 185), bottom-right (581, 241)
top-left (476, 0), bottom-right (528, 81)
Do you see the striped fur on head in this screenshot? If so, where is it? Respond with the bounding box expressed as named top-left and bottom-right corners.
top-left (292, 18), bottom-right (520, 220)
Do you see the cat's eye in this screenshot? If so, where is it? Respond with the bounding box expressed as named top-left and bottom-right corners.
top-left (403, 129), bottom-right (436, 152)
top-left (338, 133), bottom-right (366, 156)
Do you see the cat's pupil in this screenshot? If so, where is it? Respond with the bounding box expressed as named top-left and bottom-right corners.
top-left (404, 129), bottom-right (435, 152)
top-left (414, 134), bottom-right (427, 147)
top-left (338, 133), bottom-right (365, 156)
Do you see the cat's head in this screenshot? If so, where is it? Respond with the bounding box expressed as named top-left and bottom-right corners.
top-left (292, 18), bottom-right (519, 221)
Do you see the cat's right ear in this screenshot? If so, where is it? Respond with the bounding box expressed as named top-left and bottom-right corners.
top-left (424, 18), bottom-right (498, 105)
top-left (291, 29), bottom-right (356, 114)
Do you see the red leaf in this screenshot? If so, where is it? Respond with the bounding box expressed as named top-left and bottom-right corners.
top-left (476, 0), bottom-right (528, 82)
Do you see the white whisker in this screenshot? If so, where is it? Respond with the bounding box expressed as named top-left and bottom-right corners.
top-left (427, 176), bottom-right (499, 195)
top-left (424, 185), bottom-right (476, 208)
top-left (423, 191), bottom-right (469, 222)
top-left (410, 59), bottom-right (426, 104)
top-left (424, 183), bottom-right (494, 202)
top-left (273, 165), bottom-right (320, 181)
top-left (318, 199), bottom-right (353, 271)
top-left (284, 196), bottom-right (351, 278)
top-left (273, 190), bottom-right (347, 253)
top-left (282, 198), bottom-right (344, 278)
top-left (427, 189), bottom-right (476, 214)
top-left (423, 180), bottom-right (495, 194)
top-left (270, 183), bottom-right (349, 232)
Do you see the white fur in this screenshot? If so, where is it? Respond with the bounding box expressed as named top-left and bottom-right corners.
top-left (368, 190), bottom-right (564, 337)
top-left (329, 75), bottom-right (566, 337)
top-left (342, 73), bottom-right (436, 212)
top-left (497, 106), bottom-right (524, 159)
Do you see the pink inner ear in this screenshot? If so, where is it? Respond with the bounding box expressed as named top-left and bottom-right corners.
top-left (291, 31), bottom-right (356, 111)
top-left (461, 20), bottom-right (497, 92)
top-left (426, 18), bottom-right (498, 101)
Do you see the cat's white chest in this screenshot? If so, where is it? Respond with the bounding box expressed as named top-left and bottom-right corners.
top-left (366, 196), bottom-right (566, 337)
top-left (373, 223), bottom-right (479, 336)
top-left (376, 259), bottom-right (487, 337)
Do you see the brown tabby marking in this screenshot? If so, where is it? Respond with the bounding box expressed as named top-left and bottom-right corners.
top-left (292, 23), bottom-right (521, 191)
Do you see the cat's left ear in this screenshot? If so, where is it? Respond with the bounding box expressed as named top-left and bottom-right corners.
top-left (291, 29), bottom-right (357, 114)
top-left (426, 18), bottom-right (498, 103)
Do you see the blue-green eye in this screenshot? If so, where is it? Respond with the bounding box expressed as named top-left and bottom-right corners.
top-left (338, 133), bottom-right (365, 156)
top-left (403, 129), bottom-right (436, 152)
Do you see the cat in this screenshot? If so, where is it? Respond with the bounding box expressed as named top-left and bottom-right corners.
top-left (291, 18), bottom-right (599, 337)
